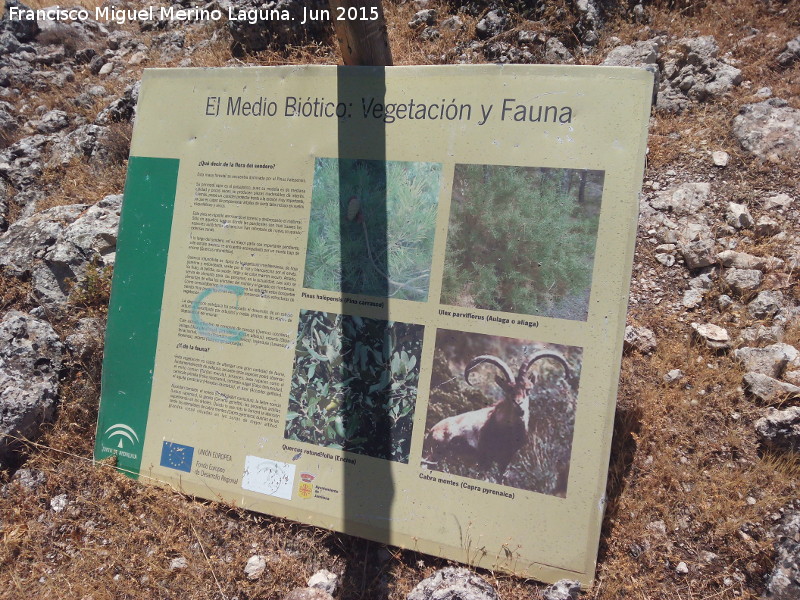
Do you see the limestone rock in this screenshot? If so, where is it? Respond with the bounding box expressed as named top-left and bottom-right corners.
top-left (725, 202), bottom-right (754, 229)
top-left (50, 493), bottom-right (68, 512)
top-left (10, 467), bottom-right (46, 491)
top-left (712, 150), bottom-right (730, 166)
top-left (64, 317), bottom-right (104, 370)
top-left (776, 34), bottom-right (800, 67)
top-left (755, 406), bottom-right (800, 453)
top-left (657, 36), bottom-right (742, 113)
top-left (624, 326), bottom-right (657, 354)
top-left (544, 38), bottom-right (575, 64)
top-left (734, 344), bottom-right (799, 378)
top-left (755, 216), bottom-right (781, 238)
top-left (0, 311), bottom-right (63, 469)
top-left (244, 555), bottom-right (267, 580)
top-left (33, 194), bottom-right (121, 309)
top-left (691, 322), bottom-right (731, 350)
top-left (406, 567), bottom-right (499, 600)
top-left (0, 133), bottom-right (48, 189)
top-left (717, 250), bottom-right (768, 271)
top-left (656, 253), bottom-right (676, 267)
top-left (748, 291), bottom-right (784, 320)
top-left (664, 369), bottom-right (684, 383)
top-left (682, 288), bottom-right (704, 308)
top-left (46, 124), bottom-right (109, 168)
top-left (738, 323), bottom-right (784, 346)
top-left (763, 193), bottom-right (794, 210)
top-left (764, 510), bottom-right (800, 599)
top-left (689, 273), bottom-right (714, 290)
top-left (651, 182), bottom-right (710, 215)
top-left (95, 81), bottom-right (140, 125)
top-left (602, 39), bottom-right (659, 69)
top-left (409, 9), bottom-right (436, 28)
top-left (475, 9), bottom-right (507, 40)
top-left (34, 109), bottom-right (69, 134)
top-left (679, 238), bottom-right (716, 270)
top-left (743, 372), bottom-right (800, 404)
top-left (1, 1), bottom-right (40, 42)
top-left (724, 268), bottom-right (762, 295)
top-left (0, 204), bottom-right (87, 276)
top-left (0, 179), bottom-right (7, 232)
top-left (543, 579), bottom-right (581, 600)
top-left (436, 16), bottom-right (462, 31)
top-left (307, 569), bottom-right (338, 595)
top-left (733, 99), bottom-right (800, 162)
top-left (222, 0), bottom-right (330, 53)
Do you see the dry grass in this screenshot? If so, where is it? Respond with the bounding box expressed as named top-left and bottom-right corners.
top-left (594, 312), bottom-right (798, 599)
top-left (1, 1), bottom-right (799, 599)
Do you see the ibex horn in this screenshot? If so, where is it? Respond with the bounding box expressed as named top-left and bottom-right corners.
top-left (465, 355), bottom-right (514, 385)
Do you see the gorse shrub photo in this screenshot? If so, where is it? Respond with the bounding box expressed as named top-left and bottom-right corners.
top-left (421, 330), bottom-right (580, 496)
top-left (303, 158), bottom-right (441, 301)
top-left (441, 164), bottom-right (604, 320)
top-left (285, 310), bottom-right (423, 463)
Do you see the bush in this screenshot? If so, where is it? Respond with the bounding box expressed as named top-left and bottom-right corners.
top-left (285, 310), bottom-right (423, 463)
top-left (441, 164), bottom-right (603, 320)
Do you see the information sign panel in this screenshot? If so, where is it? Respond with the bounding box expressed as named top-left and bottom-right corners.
top-left (95, 65), bottom-right (651, 585)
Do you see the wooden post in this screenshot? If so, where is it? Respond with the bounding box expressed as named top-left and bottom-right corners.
top-left (328, 0), bottom-right (393, 66)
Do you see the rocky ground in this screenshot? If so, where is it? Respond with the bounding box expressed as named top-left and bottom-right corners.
top-left (0, 0), bottom-right (798, 599)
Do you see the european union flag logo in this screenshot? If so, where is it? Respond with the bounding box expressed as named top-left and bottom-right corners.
top-left (160, 441), bottom-right (194, 473)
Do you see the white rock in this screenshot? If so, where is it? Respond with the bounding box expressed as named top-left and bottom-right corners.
top-left (307, 569), bottom-right (338, 595)
top-left (543, 579), bottom-right (581, 600)
top-left (676, 561), bottom-right (689, 574)
top-left (691, 322), bottom-right (731, 349)
top-left (763, 193), bottom-right (794, 210)
top-left (624, 326), bottom-right (657, 354)
top-left (244, 555), bottom-right (267, 580)
top-left (655, 252), bottom-right (675, 266)
top-left (717, 250), bottom-right (767, 270)
top-left (50, 494), bottom-right (68, 512)
top-left (682, 288), bottom-right (704, 308)
top-left (743, 372), bottom-right (800, 404)
top-left (755, 216), bottom-right (781, 237)
top-left (169, 557), bottom-right (188, 571)
top-left (712, 150), bottom-right (730, 166)
top-left (747, 291), bottom-right (784, 319)
top-left (726, 202), bottom-right (754, 229)
top-left (718, 294), bottom-right (733, 310)
top-left (651, 182), bottom-right (711, 215)
top-left (724, 268), bottom-right (763, 294)
top-left (689, 273), bottom-right (713, 290)
top-left (664, 369), bottom-right (684, 383)
top-left (734, 344), bottom-right (800, 378)
top-left (679, 238), bottom-right (716, 269)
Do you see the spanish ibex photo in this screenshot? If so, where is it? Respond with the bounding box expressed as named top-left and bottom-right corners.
top-left (423, 350), bottom-right (572, 481)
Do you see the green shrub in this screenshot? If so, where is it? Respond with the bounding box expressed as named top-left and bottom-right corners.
top-left (285, 310), bottom-right (423, 463)
top-left (441, 164), bottom-right (603, 320)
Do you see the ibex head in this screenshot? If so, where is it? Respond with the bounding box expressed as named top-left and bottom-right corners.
top-left (465, 351), bottom-right (571, 430)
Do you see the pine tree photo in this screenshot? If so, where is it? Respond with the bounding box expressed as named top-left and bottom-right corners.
top-left (440, 164), bottom-right (604, 320)
top-left (303, 158), bottom-right (441, 301)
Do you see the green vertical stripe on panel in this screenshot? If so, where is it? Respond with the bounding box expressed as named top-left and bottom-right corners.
top-left (94, 156), bottom-right (180, 478)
